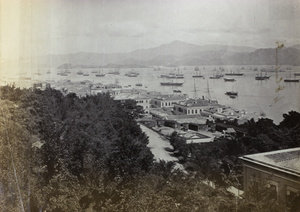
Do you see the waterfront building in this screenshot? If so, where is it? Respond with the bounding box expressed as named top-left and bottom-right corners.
top-left (113, 89), bottom-right (152, 113)
top-left (150, 94), bottom-right (188, 108)
top-left (173, 98), bottom-right (222, 116)
top-left (240, 148), bottom-right (300, 211)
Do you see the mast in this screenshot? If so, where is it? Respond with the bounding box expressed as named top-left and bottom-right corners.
top-left (205, 80), bottom-right (212, 100)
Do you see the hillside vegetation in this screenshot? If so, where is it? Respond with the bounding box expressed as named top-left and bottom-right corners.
top-left (0, 85), bottom-right (299, 211)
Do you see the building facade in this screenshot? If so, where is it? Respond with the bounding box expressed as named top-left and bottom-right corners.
top-left (240, 148), bottom-right (300, 211)
top-left (173, 98), bottom-right (222, 115)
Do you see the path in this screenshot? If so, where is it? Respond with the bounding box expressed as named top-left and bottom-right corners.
top-left (139, 124), bottom-right (185, 171)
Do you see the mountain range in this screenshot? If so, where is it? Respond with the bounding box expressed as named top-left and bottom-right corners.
top-left (38, 41), bottom-right (300, 68)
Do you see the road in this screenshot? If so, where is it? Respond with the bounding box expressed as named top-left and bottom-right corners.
top-left (140, 124), bottom-right (185, 171)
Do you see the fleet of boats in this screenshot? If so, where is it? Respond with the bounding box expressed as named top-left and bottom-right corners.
top-left (22, 66), bottom-right (300, 96)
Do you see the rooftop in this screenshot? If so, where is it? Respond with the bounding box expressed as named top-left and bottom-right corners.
top-left (240, 147), bottom-right (300, 177)
top-left (175, 98), bottom-right (221, 108)
top-left (153, 94), bottom-right (187, 101)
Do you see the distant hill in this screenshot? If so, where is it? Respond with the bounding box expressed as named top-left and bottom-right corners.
top-left (225, 47), bottom-right (300, 65)
top-left (37, 41), bottom-right (300, 67)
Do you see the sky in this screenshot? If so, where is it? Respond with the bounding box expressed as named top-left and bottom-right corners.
top-left (1, 0), bottom-right (300, 61)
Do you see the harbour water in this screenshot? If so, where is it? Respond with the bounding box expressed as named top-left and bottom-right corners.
top-left (7, 65), bottom-right (300, 124)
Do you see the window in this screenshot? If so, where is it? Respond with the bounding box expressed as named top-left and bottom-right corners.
top-left (267, 180), bottom-right (278, 201)
top-left (286, 186), bottom-right (300, 209)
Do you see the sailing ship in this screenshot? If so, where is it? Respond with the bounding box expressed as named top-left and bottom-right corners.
top-left (160, 76), bottom-right (184, 86)
top-left (225, 69), bottom-right (244, 76)
top-left (284, 72), bottom-right (299, 82)
top-left (209, 68), bottom-right (223, 79)
top-left (192, 72), bottom-right (204, 78)
top-left (160, 82), bottom-right (183, 86)
top-left (125, 69), bottom-right (139, 77)
top-left (255, 71), bottom-right (270, 80)
top-left (96, 69), bottom-right (106, 77)
top-left (166, 68), bottom-right (184, 78)
top-left (108, 69), bottom-right (120, 75)
top-left (225, 91), bottom-right (238, 98)
top-left (192, 68), bottom-right (203, 78)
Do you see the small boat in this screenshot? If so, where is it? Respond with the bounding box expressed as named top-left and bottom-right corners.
top-left (77, 70), bottom-right (83, 75)
top-left (173, 90), bottom-right (182, 93)
top-left (294, 73), bottom-right (300, 76)
top-left (160, 82), bottom-right (183, 86)
top-left (284, 78), bottom-right (299, 82)
top-left (135, 83), bottom-right (143, 86)
top-left (20, 76), bottom-right (32, 80)
top-left (225, 91), bottom-right (238, 96)
top-left (192, 74), bottom-right (204, 78)
top-left (35, 70), bottom-right (42, 75)
top-left (229, 95), bottom-right (237, 99)
top-left (209, 75), bottom-right (222, 79)
top-left (167, 75), bottom-right (184, 79)
top-left (224, 78), bottom-right (236, 82)
top-left (83, 73), bottom-right (89, 76)
top-left (65, 69), bottom-right (71, 74)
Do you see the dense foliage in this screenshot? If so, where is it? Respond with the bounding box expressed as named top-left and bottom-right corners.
top-left (0, 86), bottom-right (236, 212)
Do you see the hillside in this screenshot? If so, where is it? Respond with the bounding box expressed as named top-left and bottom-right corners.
top-left (36, 41), bottom-right (300, 67)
